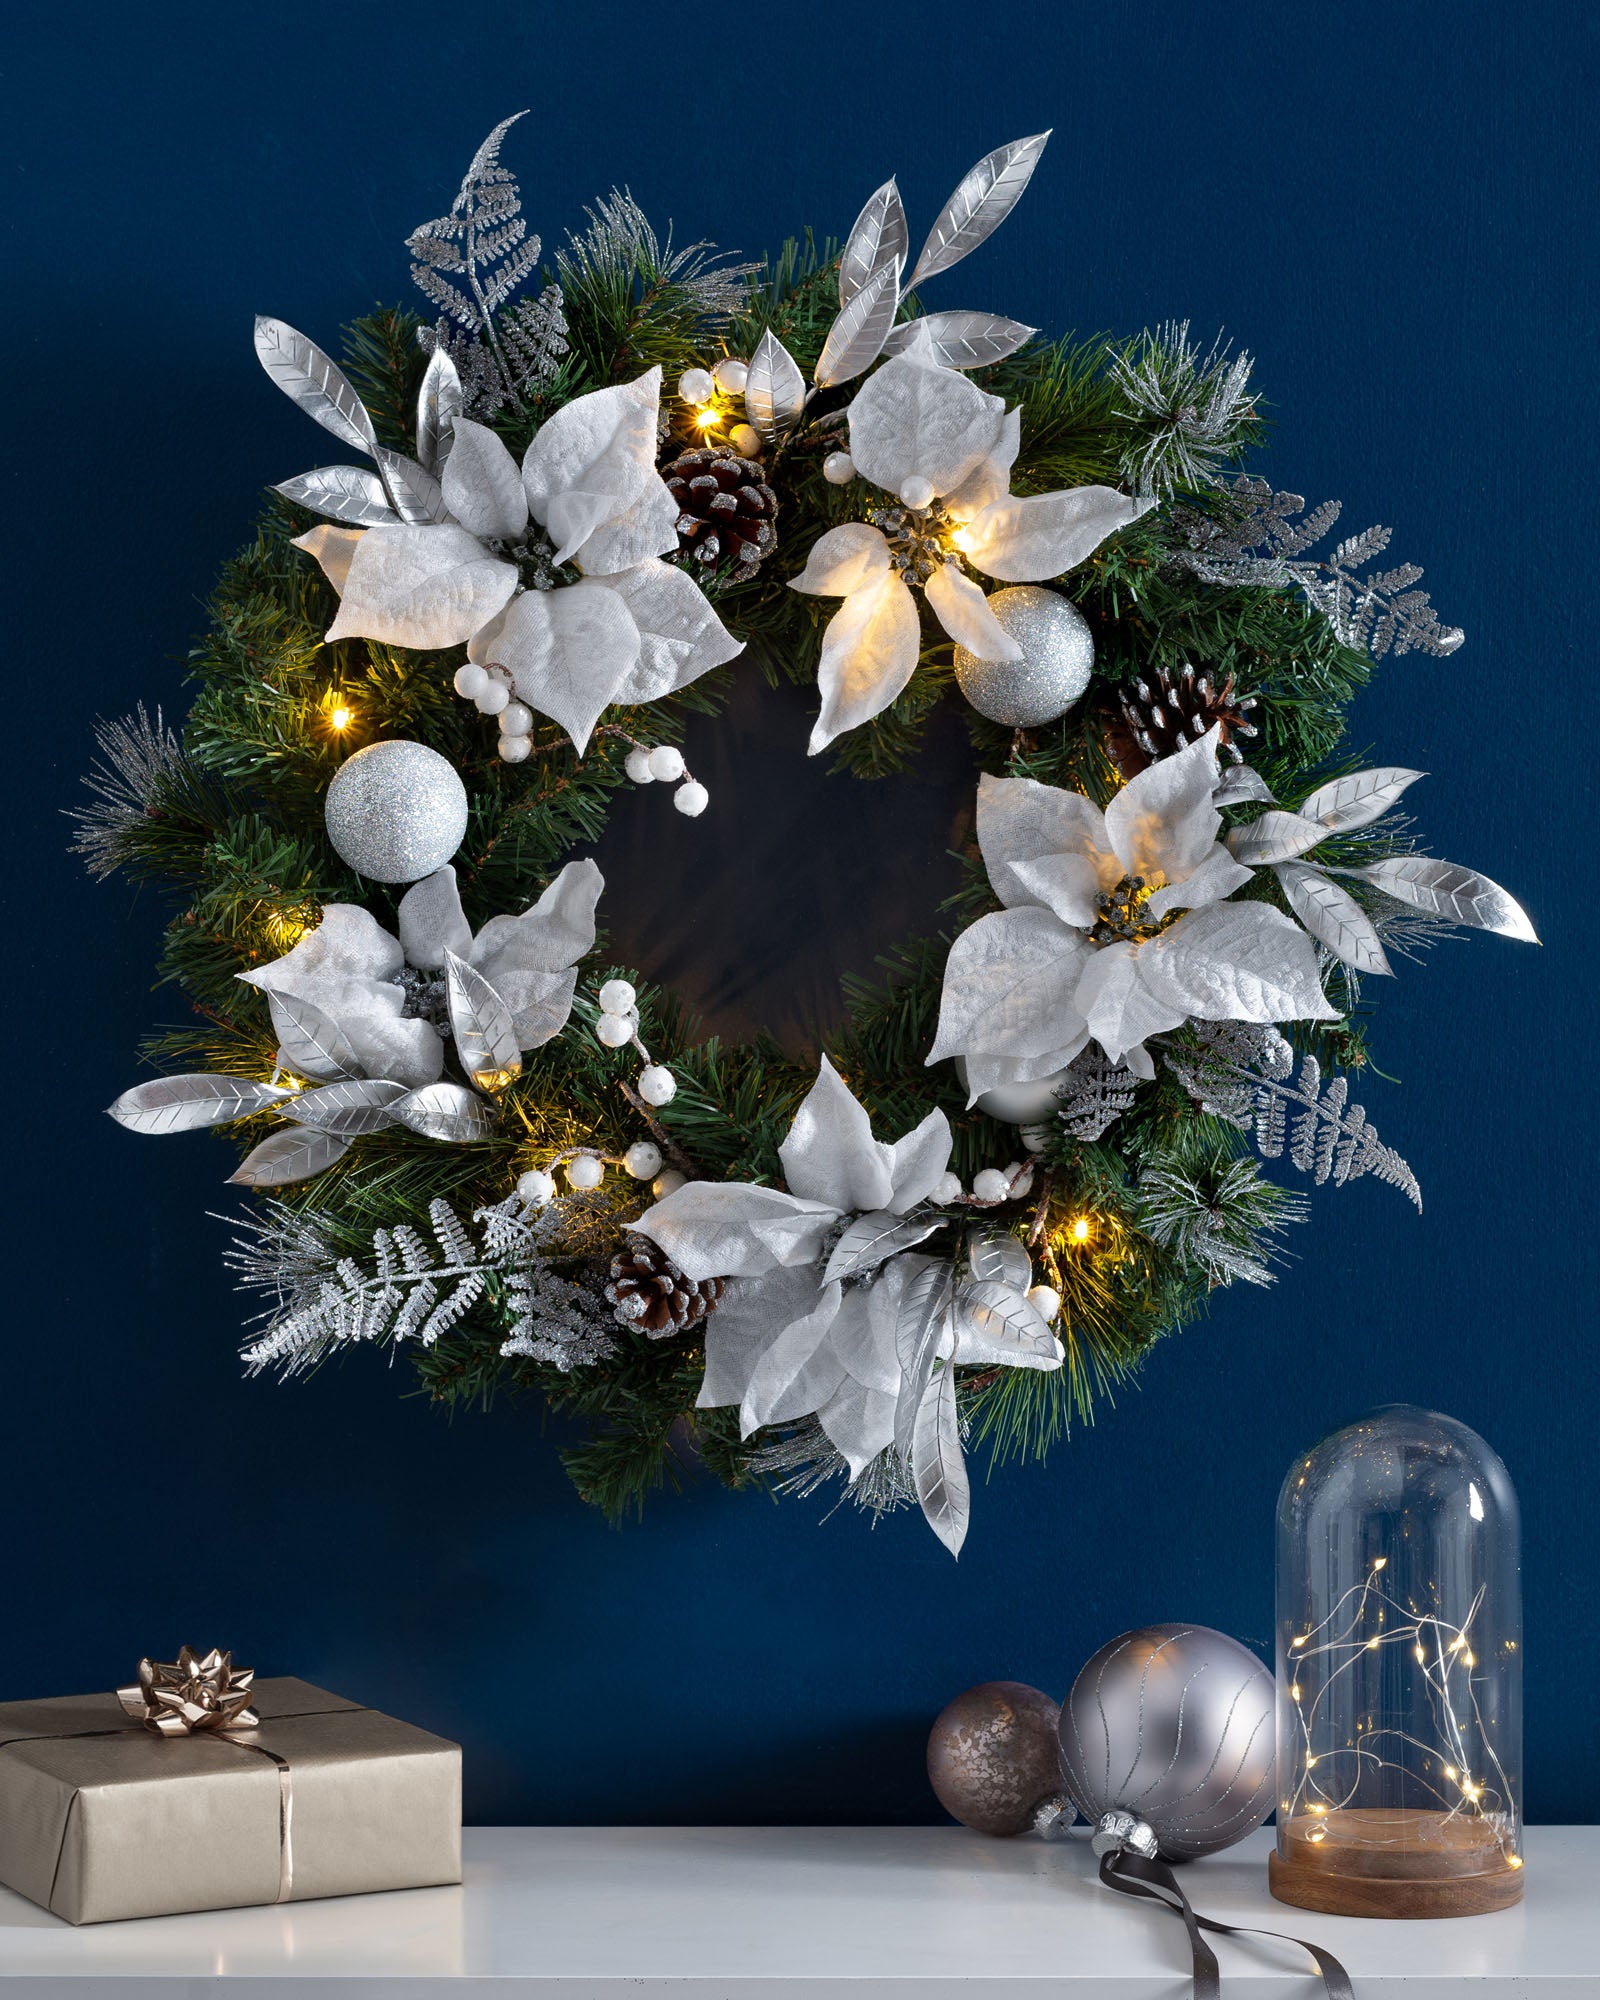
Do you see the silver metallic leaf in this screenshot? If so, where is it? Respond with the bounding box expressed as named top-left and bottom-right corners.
top-left (907, 133), bottom-right (1051, 290)
top-left (1298, 766), bottom-right (1424, 833)
top-left (268, 992), bottom-right (362, 1082)
top-left (279, 1078), bottom-right (412, 1135)
top-left (1347, 857), bottom-right (1539, 942)
top-left (416, 347), bottom-right (464, 475)
top-left (253, 318), bottom-right (376, 456)
top-left (1275, 862), bottom-right (1391, 975)
top-left (1213, 765), bottom-right (1276, 808)
top-left (107, 1074), bottom-right (292, 1135)
top-left (911, 1364), bottom-right (970, 1557)
top-left (823, 1209), bottom-right (939, 1284)
top-left (274, 466), bottom-right (398, 528)
top-left (881, 311), bottom-right (1036, 370)
top-left (1225, 809), bottom-right (1329, 865)
top-left (393, 1083), bottom-right (500, 1142)
top-left (893, 1257), bottom-right (955, 1463)
top-left (743, 330), bottom-right (808, 440)
top-left (966, 1230), bottom-right (1032, 1291)
top-left (228, 1126), bottom-right (352, 1188)
top-left (444, 952), bottom-right (522, 1094)
top-left (952, 1280), bottom-right (1063, 1370)
top-left (374, 447), bottom-right (450, 525)
top-left (839, 178), bottom-right (910, 309)
top-left (813, 259), bottom-right (901, 390)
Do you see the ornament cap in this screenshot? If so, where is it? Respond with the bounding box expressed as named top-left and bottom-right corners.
top-left (1091, 1809), bottom-right (1160, 1859)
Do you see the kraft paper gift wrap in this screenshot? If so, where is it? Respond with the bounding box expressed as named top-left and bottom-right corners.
top-left (0, 1675), bottom-right (461, 1923)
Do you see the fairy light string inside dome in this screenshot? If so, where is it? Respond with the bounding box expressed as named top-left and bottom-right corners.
top-left (84, 119), bottom-right (1537, 1553)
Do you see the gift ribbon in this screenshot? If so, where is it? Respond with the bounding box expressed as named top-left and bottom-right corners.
top-left (0, 1658), bottom-right (365, 1915)
top-left (1098, 1848), bottom-right (1354, 2000)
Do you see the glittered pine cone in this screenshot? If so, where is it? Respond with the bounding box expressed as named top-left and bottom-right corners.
top-left (662, 449), bottom-right (779, 582)
top-left (605, 1233), bottom-right (724, 1337)
top-left (1118, 662), bottom-right (1259, 771)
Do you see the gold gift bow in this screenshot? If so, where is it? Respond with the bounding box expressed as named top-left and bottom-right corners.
top-left (116, 1646), bottom-right (260, 1737)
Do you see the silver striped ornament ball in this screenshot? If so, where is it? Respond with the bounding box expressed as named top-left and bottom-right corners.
top-left (324, 739), bottom-right (469, 884)
top-left (1057, 1625), bottom-right (1276, 1861)
top-left (952, 585), bottom-right (1094, 727)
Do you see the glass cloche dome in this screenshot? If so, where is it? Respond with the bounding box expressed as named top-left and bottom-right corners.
top-left (1270, 1406), bottom-right (1523, 1919)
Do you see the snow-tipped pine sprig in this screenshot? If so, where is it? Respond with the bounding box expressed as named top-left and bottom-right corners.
top-left (1172, 476), bottom-right (1465, 659)
top-left (1110, 320), bottom-right (1258, 496)
top-left (68, 705), bottom-right (190, 880)
top-left (1137, 1157), bottom-right (1307, 1289)
top-left (556, 189), bottom-right (759, 327)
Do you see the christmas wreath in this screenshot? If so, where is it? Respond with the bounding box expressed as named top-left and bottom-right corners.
top-left (86, 122), bottom-right (1535, 1553)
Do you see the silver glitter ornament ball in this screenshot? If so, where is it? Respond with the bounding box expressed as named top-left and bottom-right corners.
top-left (324, 739), bottom-right (469, 883)
top-left (952, 586), bottom-right (1094, 727)
top-left (927, 1681), bottom-right (1069, 1836)
top-left (1058, 1626), bottom-right (1276, 1862)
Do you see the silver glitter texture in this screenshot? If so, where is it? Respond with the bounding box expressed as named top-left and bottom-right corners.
top-left (952, 585), bottom-right (1094, 726)
top-left (1057, 1625), bottom-right (1276, 1862)
top-left (324, 739), bottom-right (468, 883)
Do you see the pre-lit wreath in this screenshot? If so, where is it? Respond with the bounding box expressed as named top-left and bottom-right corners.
top-left (87, 122), bottom-right (1533, 1552)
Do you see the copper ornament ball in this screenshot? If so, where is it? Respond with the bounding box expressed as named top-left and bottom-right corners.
top-left (927, 1680), bottom-right (1063, 1835)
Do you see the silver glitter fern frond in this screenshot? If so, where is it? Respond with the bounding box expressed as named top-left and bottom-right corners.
top-left (69, 705), bottom-right (189, 880)
top-left (1161, 1024), bottom-right (1421, 1210)
top-left (1172, 476), bottom-right (1465, 659)
top-left (1055, 1047), bottom-right (1142, 1141)
top-left (1110, 321), bottom-right (1258, 496)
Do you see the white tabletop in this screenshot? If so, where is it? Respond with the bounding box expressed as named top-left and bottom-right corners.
top-left (0, 1825), bottom-right (1590, 1996)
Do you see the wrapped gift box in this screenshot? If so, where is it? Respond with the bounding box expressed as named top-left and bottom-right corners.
top-left (0, 1673), bottom-right (460, 1923)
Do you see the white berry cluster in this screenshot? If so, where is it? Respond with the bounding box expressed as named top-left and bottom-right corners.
top-left (593, 978), bottom-right (678, 1112)
top-left (623, 741), bottom-right (707, 817)
top-left (452, 661), bottom-right (537, 765)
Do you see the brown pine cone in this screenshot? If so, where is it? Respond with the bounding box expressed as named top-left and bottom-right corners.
top-left (1119, 663), bottom-right (1258, 769)
top-left (662, 449), bottom-right (779, 582)
top-left (605, 1233), bottom-right (725, 1337)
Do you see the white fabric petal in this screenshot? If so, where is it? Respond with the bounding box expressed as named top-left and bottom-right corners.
top-left (885, 1109), bottom-right (954, 1212)
top-left (788, 522), bottom-right (893, 598)
top-left (596, 560), bottom-right (744, 706)
top-left (293, 524), bottom-right (362, 595)
top-left (468, 858), bottom-right (602, 1049)
top-left (739, 1282), bottom-right (848, 1435)
top-left (697, 1266), bottom-right (824, 1409)
top-left (816, 1377), bottom-right (898, 1481)
top-left (469, 580), bottom-right (641, 754)
top-left (440, 418), bottom-right (529, 541)
top-left (926, 906), bottom-right (1096, 1066)
top-left (846, 353), bottom-right (1009, 499)
top-left (1073, 942), bottom-right (1190, 1068)
top-left (570, 472), bottom-right (681, 576)
top-left (1105, 726), bottom-right (1224, 884)
top-left (1138, 902), bottom-right (1339, 1024)
top-left (944, 406), bottom-right (1022, 518)
top-left (1144, 845), bottom-right (1254, 919)
top-left (1008, 850), bottom-right (1110, 930)
top-left (809, 571), bottom-right (922, 755)
top-left (397, 866), bottom-right (474, 971)
top-left (962, 486), bottom-right (1152, 583)
top-left (779, 1056), bottom-right (897, 1214)
top-left (316, 523), bottom-right (517, 649)
top-left (975, 772), bottom-right (1118, 910)
top-left (239, 904), bottom-right (445, 1089)
top-left (925, 562), bottom-right (1023, 661)
top-left (521, 368), bottom-right (661, 567)
top-left (638, 1182), bottom-right (838, 1282)
top-left (960, 1039), bottom-right (1090, 1105)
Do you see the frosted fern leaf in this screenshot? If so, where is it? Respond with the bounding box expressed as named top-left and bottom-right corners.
top-left (1055, 1047), bottom-right (1142, 1140)
top-left (1170, 476), bottom-right (1464, 659)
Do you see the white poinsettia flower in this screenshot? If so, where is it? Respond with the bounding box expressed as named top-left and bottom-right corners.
top-left (636, 1056), bottom-right (1061, 1485)
top-left (240, 859), bottom-right (602, 1089)
top-left (928, 727), bottom-right (1337, 1091)
top-left (293, 369), bottom-right (742, 752)
top-left (790, 348), bottom-right (1152, 752)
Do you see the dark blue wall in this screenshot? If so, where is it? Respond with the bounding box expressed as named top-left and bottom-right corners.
top-left (10, 3), bottom-right (1595, 1824)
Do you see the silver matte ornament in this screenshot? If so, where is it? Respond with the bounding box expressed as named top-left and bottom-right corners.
top-left (952, 586), bottom-right (1094, 726)
top-left (1057, 1625), bottom-right (1276, 1862)
top-left (324, 740), bottom-right (469, 883)
top-left (927, 1681), bottom-right (1072, 1837)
